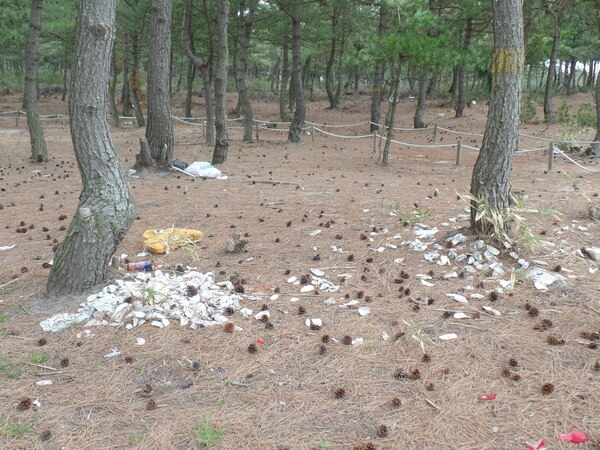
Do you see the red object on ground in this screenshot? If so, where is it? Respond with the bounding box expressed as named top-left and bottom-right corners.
top-left (557, 430), bottom-right (589, 443)
top-left (478, 393), bottom-right (497, 401)
top-left (256, 338), bottom-right (265, 345)
top-left (525, 439), bottom-right (546, 450)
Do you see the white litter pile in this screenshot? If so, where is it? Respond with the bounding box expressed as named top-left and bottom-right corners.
top-left (40, 270), bottom-right (244, 332)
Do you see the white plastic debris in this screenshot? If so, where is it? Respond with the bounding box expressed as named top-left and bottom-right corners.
top-left (482, 306), bottom-right (501, 316)
top-left (310, 268), bottom-right (325, 277)
top-left (310, 229), bottom-right (322, 237)
top-left (445, 293), bottom-right (468, 304)
top-left (300, 285), bottom-right (315, 293)
top-left (351, 337), bottom-right (364, 345)
top-left (358, 307), bottom-right (371, 316)
top-left (439, 333), bottom-right (458, 340)
top-left (254, 310), bottom-right (270, 320)
top-left (381, 331), bottom-right (390, 341)
top-left (135, 337), bottom-right (146, 345)
top-left (104, 348), bottom-right (121, 358)
top-left (36, 380), bottom-right (53, 386)
top-left (453, 312), bottom-right (469, 319)
top-left (305, 318), bottom-right (323, 328)
top-left (527, 267), bottom-right (565, 291)
top-left (0, 244), bottom-right (16, 251)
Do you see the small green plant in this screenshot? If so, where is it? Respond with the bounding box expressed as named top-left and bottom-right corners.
top-left (141, 285), bottom-right (164, 305)
top-left (7, 369), bottom-right (22, 379)
top-left (311, 440), bottom-right (330, 449)
top-left (520, 96), bottom-right (537, 123)
top-left (0, 422), bottom-right (30, 438)
top-left (29, 350), bottom-right (49, 365)
top-left (0, 315), bottom-right (9, 323)
top-left (556, 101), bottom-right (571, 124)
top-left (575, 103), bottom-right (596, 128)
top-left (192, 421), bottom-right (226, 447)
top-left (395, 320), bottom-right (431, 353)
top-left (0, 358), bottom-right (12, 372)
top-left (555, 131), bottom-right (579, 153)
top-left (391, 204), bottom-right (432, 226)
top-left (465, 193), bottom-right (560, 250)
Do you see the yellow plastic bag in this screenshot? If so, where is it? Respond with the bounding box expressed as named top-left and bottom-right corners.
top-left (143, 228), bottom-right (204, 254)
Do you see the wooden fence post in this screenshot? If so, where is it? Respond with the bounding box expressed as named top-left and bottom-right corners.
top-left (548, 141), bottom-right (554, 171)
top-left (455, 140), bottom-right (462, 166)
top-left (373, 131), bottom-right (377, 153)
top-left (433, 123), bottom-right (438, 144)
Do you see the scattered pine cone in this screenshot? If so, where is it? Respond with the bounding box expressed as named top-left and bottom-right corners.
top-left (391, 397), bottom-right (401, 407)
top-left (146, 399), bottom-right (157, 410)
top-left (541, 383), bottom-right (555, 395)
top-left (297, 305), bottom-right (306, 315)
top-left (342, 335), bottom-right (353, 345)
top-left (334, 387), bottom-right (346, 399)
top-left (247, 343), bottom-right (258, 354)
top-left (60, 358), bottom-right (69, 368)
top-left (141, 384), bottom-right (153, 397)
top-left (37, 338), bottom-right (47, 346)
top-left (547, 335), bottom-right (565, 346)
top-left (223, 322), bottom-right (235, 333)
top-left (321, 334), bottom-right (330, 344)
top-left (508, 358), bottom-right (518, 367)
top-left (17, 397), bottom-right (32, 410)
top-left (185, 284), bottom-right (198, 297)
top-left (124, 356), bottom-right (135, 364)
top-left (376, 424), bottom-right (388, 438)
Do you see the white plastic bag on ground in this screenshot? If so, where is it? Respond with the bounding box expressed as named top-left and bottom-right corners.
top-left (184, 161), bottom-right (222, 178)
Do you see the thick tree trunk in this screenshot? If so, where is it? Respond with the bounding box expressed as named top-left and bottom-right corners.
top-left (288, 16), bottom-right (305, 143)
top-left (24, 0), bottom-right (47, 163)
top-left (587, 72), bottom-right (600, 156)
top-left (470, 0), bottom-right (523, 233)
top-left (381, 58), bottom-right (402, 167)
top-left (543, 22), bottom-right (561, 122)
top-left (47, 0), bottom-right (137, 296)
top-left (235, 0), bottom-right (255, 142)
top-left (212, 0), bottom-right (230, 164)
top-left (141, 0), bottom-right (174, 169)
top-left (129, 31), bottom-right (145, 127)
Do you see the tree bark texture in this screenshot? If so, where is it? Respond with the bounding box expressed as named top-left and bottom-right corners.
top-left (129, 30), bottom-right (145, 127)
top-left (325, 5), bottom-right (339, 110)
top-left (46, 0), bottom-right (138, 296)
top-left (455, 17), bottom-right (473, 118)
top-left (370, 5), bottom-right (387, 132)
top-left (470, 0), bottom-right (523, 232)
top-left (24, 0), bottom-right (47, 162)
top-left (235, 0), bottom-right (255, 142)
top-left (212, 0), bottom-right (230, 164)
top-left (279, 27), bottom-right (290, 122)
top-left (182, 0), bottom-right (215, 146)
top-left (413, 71), bottom-right (429, 129)
top-left (543, 21), bottom-right (561, 122)
top-left (288, 16), bottom-right (305, 143)
top-left (144, 0), bottom-right (174, 169)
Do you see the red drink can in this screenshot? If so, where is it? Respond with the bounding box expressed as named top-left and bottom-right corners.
top-left (127, 261), bottom-right (154, 272)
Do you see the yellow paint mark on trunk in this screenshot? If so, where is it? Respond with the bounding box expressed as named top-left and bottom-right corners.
top-left (492, 48), bottom-right (524, 75)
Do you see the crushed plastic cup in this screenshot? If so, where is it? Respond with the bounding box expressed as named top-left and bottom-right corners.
top-left (557, 430), bottom-right (588, 443)
top-left (525, 439), bottom-right (546, 450)
top-left (478, 393), bottom-right (497, 401)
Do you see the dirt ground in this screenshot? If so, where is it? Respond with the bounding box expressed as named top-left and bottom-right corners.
top-left (1, 90), bottom-right (600, 450)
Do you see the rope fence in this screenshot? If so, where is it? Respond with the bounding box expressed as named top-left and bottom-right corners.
top-left (1, 109), bottom-right (598, 173)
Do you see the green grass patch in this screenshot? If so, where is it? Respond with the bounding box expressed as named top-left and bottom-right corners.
top-left (192, 421), bottom-right (226, 447)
